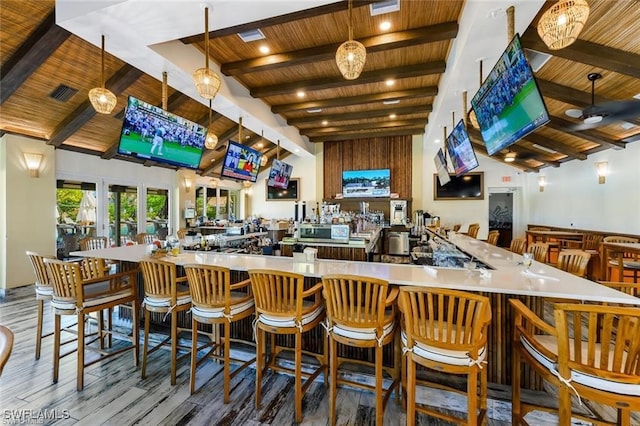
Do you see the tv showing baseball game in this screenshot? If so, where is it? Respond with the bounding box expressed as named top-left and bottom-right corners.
top-left (117, 96), bottom-right (206, 170)
top-left (471, 34), bottom-right (549, 156)
top-left (267, 159), bottom-right (294, 189)
top-left (220, 140), bottom-right (263, 183)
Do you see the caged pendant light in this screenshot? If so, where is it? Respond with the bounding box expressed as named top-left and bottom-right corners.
top-left (88, 35), bottom-right (117, 114)
top-left (537, 0), bottom-right (590, 50)
top-left (335, 0), bottom-right (366, 80)
top-left (204, 99), bottom-right (218, 149)
top-left (193, 6), bottom-right (221, 99)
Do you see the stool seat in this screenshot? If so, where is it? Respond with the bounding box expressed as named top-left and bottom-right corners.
top-left (401, 330), bottom-right (487, 367)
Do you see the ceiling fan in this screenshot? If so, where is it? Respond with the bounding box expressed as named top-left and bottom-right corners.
top-left (565, 72), bottom-right (640, 131)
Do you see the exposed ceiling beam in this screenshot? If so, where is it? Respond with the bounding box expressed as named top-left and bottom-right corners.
top-left (180, 0), bottom-right (383, 42)
top-left (467, 135), bottom-right (538, 173)
top-left (251, 61), bottom-right (446, 98)
top-left (288, 104), bottom-right (433, 126)
top-left (220, 22), bottom-right (458, 76)
top-left (507, 145), bottom-right (561, 168)
top-left (0, 11), bottom-right (71, 104)
top-left (303, 119), bottom-right (428, 136)
top-left (48, 64), bottom-right (143, 147)
top-left (272, 87), bottom-right (437, 113)
top-left (547, 117), bottom-right (626, 150)
top-left (622, 132), bottom-right (640, 144)
top-left (521, 131), bottom-right (588, 160)
top-left (308, 127), bottom-right (425, 142)
top-left (521, 29), bottom-right (640, 79)
top-left (101, 143), bottom-right (119, 159)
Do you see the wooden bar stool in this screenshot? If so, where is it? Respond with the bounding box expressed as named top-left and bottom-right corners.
top-left (511, 300), bottom-right (640, 425)
top-left (509, 238), bottom-right (527, 255)
top-left (184, 264), bottom-right (256, 399)
top-left (556, 250), bottom-right (591, 278)
top-left (139, 259), bottom-right (192, 385)
top-left (321, 274), bottom-right (400, 426)
top-left (602, 236), bottom-right (640, 282)
top-left (26, 251), bottom-right (57, 360)
top-left (0, 325), bottom-right (14, 377)
top-left (248, 269), bottom-right (327, 424)
top-left (44, 258), bottom-right (139, 390)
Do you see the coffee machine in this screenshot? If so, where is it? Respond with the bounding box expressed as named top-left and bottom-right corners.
top-left (390, 200), bottom-right (407, 225)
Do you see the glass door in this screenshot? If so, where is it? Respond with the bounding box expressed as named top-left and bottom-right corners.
top-left (108, 184), bottom-right (138, 246)
top-left (56, 180), bottom-right (97, 258)
top-left (146, 188), bottom-right (169, 240)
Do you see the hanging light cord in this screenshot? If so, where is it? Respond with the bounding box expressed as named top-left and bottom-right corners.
top-left (348, 0), bottom-right (354, 41)
top-left (100, 35), bottom-right (106, 89)
top-left (204, 7), bottom-right (210, 73)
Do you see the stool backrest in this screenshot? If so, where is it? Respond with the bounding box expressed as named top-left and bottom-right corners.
top-left (79, 236), bottom-right (108, 251)
top-left (184, 264), bottom-right (231, 309)
top-left (140, 259), bottom-right (179, 303)
top-left (249, 269), bottom-right (305, 317)
top-left (527, 242), bottom-right (549, 263)
top-left (556, 250), bottom-right (591, 278)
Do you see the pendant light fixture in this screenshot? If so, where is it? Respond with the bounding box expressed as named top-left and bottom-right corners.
top-left (88, 35), bottom-right (117, 114)
top-left (204, 99), bottom-right (218, 149)
top-left (537, 0), bottom-right (590, 50)
top-left (335, 0), bottom-right (366, 80)
top-left (193, 6), bottom-right (221, 100)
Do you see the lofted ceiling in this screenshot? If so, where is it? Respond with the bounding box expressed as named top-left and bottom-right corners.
top-left (1, 0), bottom-right (639, 177)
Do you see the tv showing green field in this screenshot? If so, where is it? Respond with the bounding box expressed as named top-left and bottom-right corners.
top-left (117, 96), bottom-right (206, 169)
top-left (471, 34), bottom-right (549, 156)
top-left (342, 169), bottom-right (390, 198)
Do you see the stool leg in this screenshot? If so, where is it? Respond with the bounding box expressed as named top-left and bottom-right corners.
top-left (53, 313), bottom-right (61, 383)
top-left (295, 329), bottom-right (303, 423)
top-left (255, 327), bottom-right (263, 409)
top-left (170, 310), bottom-right (178, 385)
top-left (132, 301), bottom-right (139, 366)
top-left (406, 355), bottom-right (416, 426)
top-left (512, 342), bottom-right (521, 424)
top-left (329, 336), bottom-right (337, 426)
top-left (77, 311), bottom-right (85, 391)
top-left (190, 317), bottom-right (198, 395)
top-left (467, 366), bottom-right (478, 426)
top-left (375, 344), bottom-right (384, 426)
top-left (141, 308), bottom-right (150, 379)
top-left (223, 320), bottom-right (231, 403)
top-left (35, 299), bottom-right (44, 360)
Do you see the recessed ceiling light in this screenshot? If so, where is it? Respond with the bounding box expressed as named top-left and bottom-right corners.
top-left (306, 108), bottom-right (322, 113)
top-left (383, 99), bottom-right (400, 105)
top-left (634, 93), bottom-right (640, 100)
top-left (296, 90), bottom-right (305, 98)
top-left (621, 122), bottom-right (635, 130)
top-left (532, 144), bottom-right (557, 154)
top-left (259, 45), bottom-right (270, 54)
top-left (245, 135), bottom-right (250, 139)
top-left (322, 120), bottom-right (328, 126)
top-left (257, 142), bottom-right (264, 148)
top-left (389, 113), bottom-right (396, 119)
top-left (434, 138), bottom-right (441, 144)
top-left (379, 21), bottom-right (391, 31)
top-left (385, 79), bottom-right (395, 87)
top-left (295, 149), bottom-right (300, 153)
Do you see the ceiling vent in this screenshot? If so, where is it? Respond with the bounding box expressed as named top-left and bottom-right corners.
top-left (237, 29), bottom-right (265, 43)
top-left (49, 84), bottom-right (78, 102)
top-left (370, 0), bottom-right (400, 16)
top-left (524, 48), bottom-right (552, 73)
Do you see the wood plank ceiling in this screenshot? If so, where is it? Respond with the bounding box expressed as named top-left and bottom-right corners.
top-left (1, 0), bottom-right (639, 176)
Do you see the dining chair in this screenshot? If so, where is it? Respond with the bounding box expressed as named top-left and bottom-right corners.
top-left (176, 228), bottom-right (188, 239)
top-left (527, 242), bottom-right (549, 263)
top-left (0, 325), bottom-right (14, 377)
top-left (139, 258), bottom-right (192, 385)
top-left (321, 274), bottom-right (400, 426)
top-left (466, 224), bottom-right (480, 239)
top-left (398, 287), bottom-right (491, 425)
top-left (184, 264), bottom-right (255, 399)
top-left (597, 280), bottom-right (640, 299)
top-left (486, 230), bottom-right (499, 246)
top-left (602, 236), bottom-right (640, 282)
top-left (136, 233), bottom-right (156, 245)
top-left (556, 250), bottom-right (591, 278)
top-left (78, 236), bottom-right (108, 251)
top-left (248, 269), bottom-right (327, 424)
top-left (26, 251), bottom-right (57, 360)
top-left (44, 258), bottom-right (139, 390)
top-left (509, 238), bottom-right (527, 255)
top-left (510, 299), bottom-right (640, 426)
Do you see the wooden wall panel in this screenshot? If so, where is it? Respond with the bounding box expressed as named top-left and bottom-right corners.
top-left (323, 135), bottom-right (412, 200)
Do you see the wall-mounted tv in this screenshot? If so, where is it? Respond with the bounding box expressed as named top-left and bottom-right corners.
top-left (471, 34), bottom-right (550, 156)
top-left (266, 178), bottom-right (299, 201)
top-left (342, 169), bottom-right (391, 198)
top-left (433, 172), bottom-right (484, 200)
top-left (220, 140), bottom-right (263, 182)
top-left (446, 119), bottom-right (478, 177)
top-left (267, 159), bottom-right (293, 189)
top-left (434, 148), bottom-right (451, 186)
top-left (117, 96), bottom-right (205, 170)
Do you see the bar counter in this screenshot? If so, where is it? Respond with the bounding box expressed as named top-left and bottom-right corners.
top-left (71, 234), bottom-right (640, 389)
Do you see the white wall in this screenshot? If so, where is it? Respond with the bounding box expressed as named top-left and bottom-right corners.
top-left (1, 135), bottom-right (57, 290)
top-left (526, 142), bottom-right (640, 235)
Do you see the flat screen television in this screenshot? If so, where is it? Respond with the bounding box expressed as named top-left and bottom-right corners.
top-left (117, 96), bottom-right (205, 170)
top-left (342, 169), bottom-right (391, 198)
top-left (434, 148), bottom-right (451, 186)
top-left (471, 34), bottom-right (550, 156)
top-left (267, 159), bottom-right (294, 189)
top-left (433, 172), bottom-right (484, 200)
top-left (446, 119), bottom-right (479, 177)
top-left (266, 178), bottom-right (299, 201)
top-left (220, 140), bottom-right (263, 182)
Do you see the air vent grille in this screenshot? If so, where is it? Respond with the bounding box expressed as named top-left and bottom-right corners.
top-left (370, 0), bottom-right (400, 16)
top-left (49, 84), bottom-right (78, 102)
top-left (237, 29), bottom-right (265, 43)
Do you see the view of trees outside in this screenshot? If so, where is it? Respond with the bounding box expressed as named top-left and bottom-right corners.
top-left (56, 189), bottom-right (83, 223)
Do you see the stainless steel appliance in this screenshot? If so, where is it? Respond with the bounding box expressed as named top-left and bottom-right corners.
top-left (298, 223), bottom-right (350, 244)
top-left (388, 231), bottom-right (409, 255)
top-left (390, 200), bottom-right (407, 225)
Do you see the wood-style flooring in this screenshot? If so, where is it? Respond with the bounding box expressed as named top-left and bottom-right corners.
top-left (0, 285), bottom-right (633, 425)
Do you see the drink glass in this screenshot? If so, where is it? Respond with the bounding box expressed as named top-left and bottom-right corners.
top-left (523, 253), bottom-right (533, 270)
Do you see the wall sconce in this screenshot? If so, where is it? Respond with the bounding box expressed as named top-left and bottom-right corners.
top-left (537, 175), bottom-right (547, 192)
top-left (184, 177), bottom-right (193, 192)
top-left (242, 180), bottom-right (253, 195)
top-left (23, 152), bottom-right (43, 178)
top-left (595, 161), bottom-right (608, 184)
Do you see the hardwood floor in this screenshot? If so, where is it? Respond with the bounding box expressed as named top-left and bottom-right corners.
top-left (0, 285), bottom-right (633, 425)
